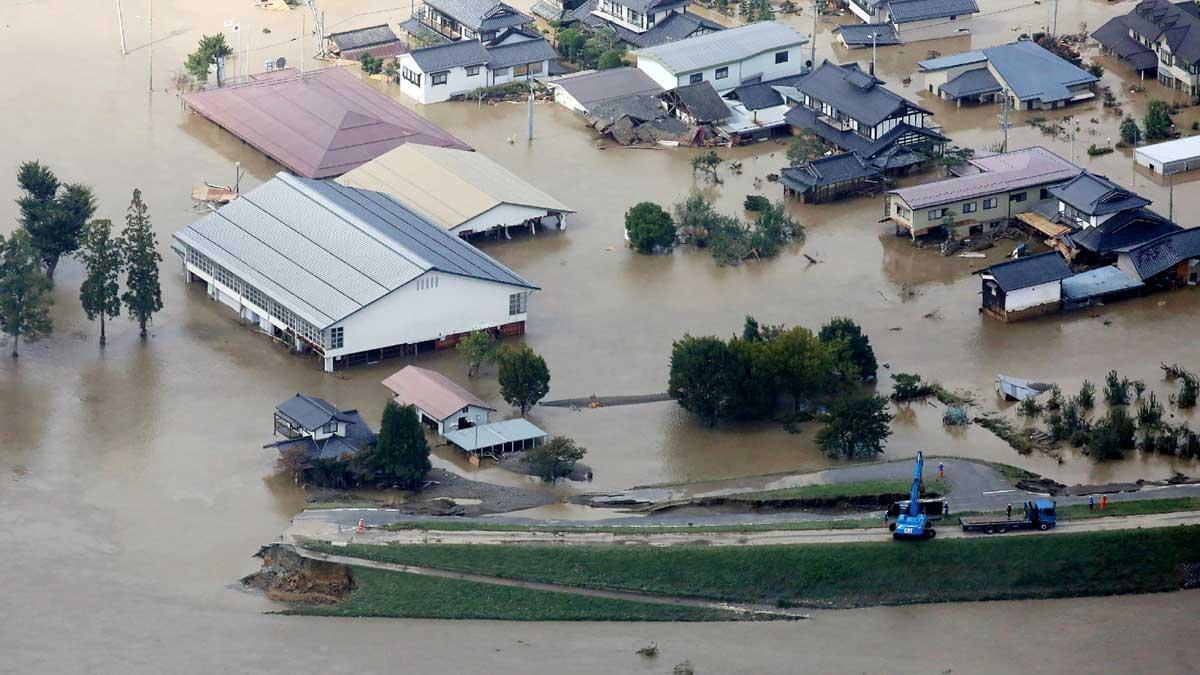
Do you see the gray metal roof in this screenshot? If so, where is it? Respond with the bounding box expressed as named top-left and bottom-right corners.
top-left (1061, 265), bottom-right (1144, 301)
top-left (982, 41), bottom-right (1098, 103)
top-left (409, 40), bottom-right (490, 71)
top-left (551, 67), bottom-right (665, 109)
top-left (173, 173), bottom-right (537, 329)
top-left (276, 394), bottom-right (344, 430)
top-left (986, 252), bottom-right (1072, 292)
top-left (1048, 172), bottom-right (1151, 216)
top-left (887, 0), bottom-right (978, 22)
top-left (726, 74), bottom-right (805, 110)
top-left (443, 417), bottom-right (548, 452)
top-left (939, 68), bottom-right (1001, 98)
top-left (917, 50), bottom-right (987, 70)
top-left (485, 37), bottom-right (558, 69)
top-left (328, 24), bottom-right (400, 52)
top-left (424, 0), bottom-right (532, 31)
top-left (792, 61), bottom-right (921, 127)
top-left (1121, 227), bottom-right (1200, 279)
top-left (837, 23), bottom-right (901, 46)
top-left (634, 21), bottom-right (807, 73)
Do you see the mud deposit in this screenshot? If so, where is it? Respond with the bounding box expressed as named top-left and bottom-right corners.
top-left (243, 544), bottom-right (354, 605)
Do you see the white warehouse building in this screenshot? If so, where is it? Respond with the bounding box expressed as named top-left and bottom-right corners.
top-left (632, 21), bottom-right (808, 93)
top-left (171, 173), bottom-right (539, 372)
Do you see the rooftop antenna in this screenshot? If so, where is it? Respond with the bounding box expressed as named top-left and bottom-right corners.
top-left (116, 0), bottom-right (128, 54)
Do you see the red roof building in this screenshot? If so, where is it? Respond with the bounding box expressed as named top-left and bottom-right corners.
top-left (183, 67), bottom-right (471, 179)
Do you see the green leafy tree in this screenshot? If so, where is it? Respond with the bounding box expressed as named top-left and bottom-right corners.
top-left (522, 436), bottom-right (586, 482)
top-left (1103, 369), bottom-right (1129, 406)
top-left (786, 130), bottom-right (825, 165)
top-left (597, 49), bottom-right (623, 70)
top-left (0, 229), bottom-right (54, 358)
top-left (1144, 100), bottom-right (1173, 141)
top-left (1120, 117), bottom-right (1142, 145)
top-left (818, 317), bottom-right (877, 381)
top-left (497, 344), bottom-right (551, 414)
top-left (890, 372), bottom-right (928, 401)
top-left (364, 401), bottom-right (431, 489)
top-left (16, 161), bottom-right (96, 280)
top-left (743, 195), bottom-right (770, 212)
top-left (1078, 379), bottom-right (1096, 409)
top-left (934, 145), bottom-right (975, 172)
top-left (625, 202), bottom-right (676, 254)
top-left (691, 150), bottom-right (722, 183)
top-left (673, 190), bottom-right (726, 245)
top-left (816, 395), bottom-right (893, 459)
top-left (120, 189), bottom-right (163, 339)
top-left (185, 33), bottom-right (233, 83)
top-left (668, 334), bottom-right (742, 426)
top-left (759, 326), bottom-right (838, 410)
top-left (76, 219), bottom-right (125, 346)
top-left (556, 27), bottom-right (586, 61)
top-left (359, 53), bottom-right (384, 75)
top-left (456, 330), bottom-right (498, 377)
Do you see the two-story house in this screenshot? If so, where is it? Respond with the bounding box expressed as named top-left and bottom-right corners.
top-left (557, 0), bottom-right (723, 49)
top-left (399, 29), bottom-right (558, 104)
top-left (844, 0), bottom-right (978, 44)
top-left (633, 21), bottom-right (808, 93)
top-left (918, 40), bottom-right (1098, 110)
top-left (1094, 0), bottom-right (1200, 94)
top-left (417, 0), bottom-right (534, 42)
top-left (267, 394), bottom-right (377, 461)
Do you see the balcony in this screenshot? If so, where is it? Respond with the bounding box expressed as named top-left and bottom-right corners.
top-left (417, 8), bottom-right (463, 41)
top-left (818, 113), bottom-right (855, 132)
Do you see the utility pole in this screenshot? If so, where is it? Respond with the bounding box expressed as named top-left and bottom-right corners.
top-left (300, 12), bottom-right (306, 73)
top-left (527, 70), bottom-right (534, 141)
top-left (870, 31), bottom-right (878, 76)
top-left (148, 0), bottom-right (153, 92)
top-left (810, 0), bottom-right (818, 68)
top-left (116, 0), bottom-right (128, 54)
top-left (1051, 0), bottom-right (1059, 36)
top-left (1169, 172), bottom-right (1174, 220)
top-left (998, 91), bottom-right (1011, 153)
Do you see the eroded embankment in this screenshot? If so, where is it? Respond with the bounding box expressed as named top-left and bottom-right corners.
top-left (242, 544), bottom-right (354, 605)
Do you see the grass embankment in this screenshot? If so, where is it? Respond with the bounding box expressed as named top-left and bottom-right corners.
top-left (1056, 497), bottom-right (1200, 520)
top-left (310, 526), bottom-right (1200, 609)
top-left (728, 478), bottom-right (947, 502)
top-left (286, 566), bottom-right (731, 621)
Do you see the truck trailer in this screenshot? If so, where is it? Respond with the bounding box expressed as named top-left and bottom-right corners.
top-left (959, 500), bottom-right (1057, 534)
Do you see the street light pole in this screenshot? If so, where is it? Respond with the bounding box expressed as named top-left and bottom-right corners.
top-left (116, 0), bottom-right (128, 54)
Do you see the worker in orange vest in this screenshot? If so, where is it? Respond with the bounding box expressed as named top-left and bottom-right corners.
top-left (1101, 495), bottom-right (1108, 510)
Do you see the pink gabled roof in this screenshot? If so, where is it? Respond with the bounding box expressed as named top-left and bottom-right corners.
top-left (890, 146), bottom-right (1080, 209)
top-left (183, 67), bottom-right (471, 179)
top-left (381, 365), bottom-right (495, 422)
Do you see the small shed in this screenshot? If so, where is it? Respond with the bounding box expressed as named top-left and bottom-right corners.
top-left (382, 365), bottom-right (496, 434)
top-left (327, 24), bottom-right (404, 61)
top-left (443, 418), bottom-right (548, 456)
top-left (980, 252), bottom-right (1072, 322)
top-left (549, 67), bottom-right (665, 115)
top-left (781, 153), bottom-right (885, 203)
top-left (1135, 135), bottom-right (1200, 176)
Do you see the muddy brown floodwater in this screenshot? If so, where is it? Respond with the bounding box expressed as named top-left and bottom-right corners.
top-left (2, 0), bottom-right (1200, 672)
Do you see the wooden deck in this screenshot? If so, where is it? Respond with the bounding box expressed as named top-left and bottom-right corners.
top-left (1016, 211), bottom-right (1071, 237)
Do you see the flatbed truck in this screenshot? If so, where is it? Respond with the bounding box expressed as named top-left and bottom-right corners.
top-left (959, 500), bottom-right (1057, 534)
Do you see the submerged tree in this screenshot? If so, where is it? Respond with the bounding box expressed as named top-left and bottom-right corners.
top-left (121, 189), bottom-right (163, 339)
top-left (786, 130), bottom-right (825, 166)
top-left (0, 229), bottom-right (54, 358)
top-left (456, 330), bottom-right (498, 377)
top-left (691, 150), bottom-right (722, 183)
top-left (364, 402), bottom-right (431, 489)
top-left (1119, 117), bottom-right (1142, 146)
top-left (184, 33), bottom-right (234, 83)
top-left (668, 334), bottom-right (742, 426)
top-left (816, 395), bottom-right (893, 459)
top-left (818, 317), bottom-right (877, 382)
top-left (1144, 100), bottom-right (1173, 141)
top-left (16, 161), bottom-right (97, 280)
top-left (522, 436), bottom-right (587, 482)
top-left (498, 344), bottom-right (551, 415)
top-left (625, 201), bottom-right (676, 254)
top-left (76, 219), bottom-right (125, 346)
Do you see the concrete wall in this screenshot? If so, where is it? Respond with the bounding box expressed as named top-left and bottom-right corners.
top-left (896, 15), bottom-right (972, 43)
top-left (325, 271), bottom-right (531, 360)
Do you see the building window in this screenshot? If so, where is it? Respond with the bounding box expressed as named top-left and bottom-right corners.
top-left (466, 65), bottom-right (480, 76)
top-left (493, 67), bottom-right (509, 78)
top-left (431, 71), bottom-right (448, 86)
top-left (402, 67), bottom-right (421, 86)
top-left (514, 63), bottom-right (530, 77)
top-left (963, 202), bottom-right (977, 213)
top-left (509, 292), bottom-right (527, 315)
top-left (689, 73), bottom-right (703, 84)
top-left (1039, 188), bottom-right (1051, 200)
top-left (715, 66), bottom-right (729, 79)
top-left (321, 421), bottom-right (337, 434)
top-left (775, 50), bottom-right (789, 64)
top-left (983, 197), bottom-right (998, 209)
top-left (1010, 192), bottom-right (1027, 203)
top-left (529, 61), bottom-right (543, 75)
top-left (928, 208), bottom-right (946, 220)
top-left (628, 8), bottom-right (641, 23)
top-left (329, 326), bottom-right (344, 350)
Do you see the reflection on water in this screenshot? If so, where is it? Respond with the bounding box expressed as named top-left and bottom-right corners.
top-left (2, 0), bottom-right (1200, 670)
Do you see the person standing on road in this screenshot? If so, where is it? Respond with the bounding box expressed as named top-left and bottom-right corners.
top-left (1006, 503), bottom-right (1013, 519)
top-left (943, 501), bottom-right (950, 516)
top-left (1089, 495), bottom-right (1095, 511)
top-left (938, 462), bottom-right (945, 479)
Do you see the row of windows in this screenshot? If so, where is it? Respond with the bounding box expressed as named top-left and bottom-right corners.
top-left (685, 52), bottom-right (787, 85)
top-left (402, 67), bottom-right (421, 86)
top-left (186, 246), bottom-right (326, 349)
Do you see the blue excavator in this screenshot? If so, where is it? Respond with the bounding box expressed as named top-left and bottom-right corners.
top-left (892, 451), bottom-right (936, 540)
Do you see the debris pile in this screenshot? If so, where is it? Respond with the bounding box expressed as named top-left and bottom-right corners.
top-left (241, 544), bottom-right (354, 604)
top-left (586, 94), bottom-right (722, 146)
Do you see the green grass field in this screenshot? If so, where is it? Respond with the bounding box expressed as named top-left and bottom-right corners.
top-left (286, 566), bottom-right (733, 621)
top-left (309, 526), bottom-right (1200, 609)
top-left (728, 478), bottom-right (948, 502)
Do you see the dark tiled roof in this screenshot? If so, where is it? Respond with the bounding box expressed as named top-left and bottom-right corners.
top-left (1049, 171), bottom-right (1152, 216)
top-left (887, 0), bottom-right (978, 22)
top-left (277, 394), bottom-right (353, 430)
top-left (1103, 0), bottom-right (1200, 66)
top-left (983, 40), bottom-right (1098, 103)
top-left (409, 40), bottom-right (490, 71)
top-left (780, 153), bottom-right (882, 191)
top-left (589, 93), bottom-right (664, 123)
top-left (986, 252), bottom-right (1072, 291)
top-left (667, 81), bottom-right (730, 122)
top-left (792, 61), bottom-right (925, 127)
top-left (273, 409), bottom-right (376, 460)
top-left (485, 37), bottom-right (558, 68)
top-left (727, 75), bottom-right (806, 110)
top-left (1071, 208), bottom-right (1182, 254)
top-left (580, 9), bottom-right (721, 48)
top-left (1122, 227), bottom-right (1200, 279)
top-left (940, 68), bottom-right (1001, 98)
top-left (551, 67), bottom-right (665, 109)
top-left (837, 23), bottom-right (901, 46)
top-left (329, 24), bottom-right (400, 52)
top-left (424, 0), bottom-right (532, 31)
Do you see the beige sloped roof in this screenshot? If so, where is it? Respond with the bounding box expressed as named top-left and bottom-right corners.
top-left (382, 365), bottom-right (496, 422)
top-left (336, 145), bottom-right (574, 231)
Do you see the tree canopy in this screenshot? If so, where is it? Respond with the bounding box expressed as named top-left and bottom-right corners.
top-left (121, 189), bottom-right (163, 338)
top-left (1120, 117), bottom-right (1142, 146)
top-left (77, 219), bottom-right (125, 346)
top-left (786, 130), bottom-right (825, 166)
top-left (185, 33), bottom-right (234, 82)
top-left (816, 395), bottom-right (893, 459)
top-left (668, 335), bottom-right (746, 426)
top-left (1144, 100), bottom-right (1173, 141)
top-left (16, 161), bottom-right (96, 279)
top-left (365, 401), bottom-right (432, 489)
top-left (0, 229), bottom-right (53, 358)
top-left (522, 436), bottom-right (586, 482)
top-left (625, 201), bottom-right (676, 254)
top-left (456, 330), bottom-right (499, 377)
top-left (498, 344), bottom-right (551, 414)
top-left (819, 317), bottom-right (877, 381)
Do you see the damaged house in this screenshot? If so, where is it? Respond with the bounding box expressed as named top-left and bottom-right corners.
top-left (586, 80), bottom-right (728, 145)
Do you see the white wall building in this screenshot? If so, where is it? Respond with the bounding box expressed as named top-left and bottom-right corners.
top-left (399, 31), bottom-right (557, 104)
top-left (171, 173), bottom-right (538, 372)
top-left (1135, 134), bottom-right (1200, 176)
top-left (337, 144), bottom-right (573, 237)
top-left (382, 365), bottom-right (496, 435)
top-left (633, 21), bottom-right (808, 93)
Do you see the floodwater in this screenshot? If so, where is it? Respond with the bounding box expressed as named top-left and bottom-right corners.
top-left (2, 0), bottom-right (1200, 672)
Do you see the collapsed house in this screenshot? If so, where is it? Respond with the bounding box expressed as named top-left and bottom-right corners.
top-left (585, 80), bottom-right (728, 145)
